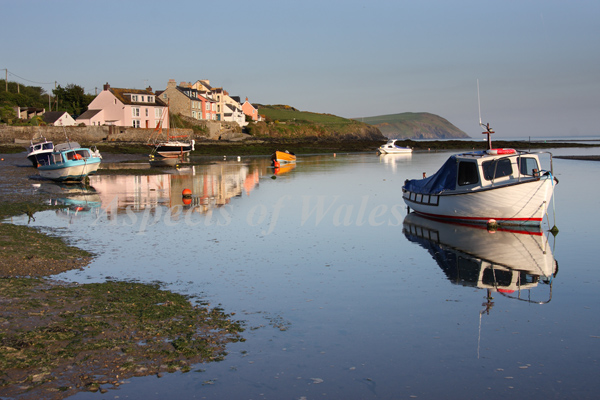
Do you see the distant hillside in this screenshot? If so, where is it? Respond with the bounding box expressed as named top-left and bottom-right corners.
top-left (249, 105), bottom-right (385, 141)
top-left (359, 112), bottom-right (469, 139)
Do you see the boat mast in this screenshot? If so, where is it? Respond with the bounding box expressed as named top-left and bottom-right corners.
top-left (478, 80), bottom-right (494, 150)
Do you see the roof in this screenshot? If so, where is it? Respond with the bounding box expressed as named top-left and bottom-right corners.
top-left (77, 109), bottom-right (102, 120)
top-left (42, 111), bottom-right (68, 124)
top-left (174, 86), bottom-right (214, 103)
top-left (109, 87), bottom-right (163, 106)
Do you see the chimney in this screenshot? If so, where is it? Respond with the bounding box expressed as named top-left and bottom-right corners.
top-left (146, 86), bottom-right (153, 93)
top-left (167, 79), bottom-right (176, 88)
top-left (103, 82), bottom-right (110, 91)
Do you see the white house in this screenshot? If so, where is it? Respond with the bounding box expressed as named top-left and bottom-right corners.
top-left (42, 111), bottom-right (77, 126)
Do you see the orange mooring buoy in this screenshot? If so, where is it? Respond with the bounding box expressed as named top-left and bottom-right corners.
top-left (182, 188), bottom-right (192, 197)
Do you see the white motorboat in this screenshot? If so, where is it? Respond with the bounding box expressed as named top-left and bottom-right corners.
top-left (26, 137), bottom-right (54, 167)
top-left (378, 139), bottom-right (412, 154)
top-left (402, 123), bottom-right (557, 226)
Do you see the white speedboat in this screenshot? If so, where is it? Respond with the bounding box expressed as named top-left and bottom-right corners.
top-left (378, 139), bottom-right (412, 154)
top-left (26, 137), bottom-right (54, 167)
top-left (37, 142), bottom-right (102, 182)
top-left (402, 124), bottom-right (557, 226)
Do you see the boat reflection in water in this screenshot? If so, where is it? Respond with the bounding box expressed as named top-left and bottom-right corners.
top-left (378, 152), bottom-right (412, 173)
top-left (33, 181), bottom-right (103, 222)
top-left (402, 212), bottom-right (557, 303)
top-left (273, 162), bottom-right (296, 175)
top-left (149, 155), bottom-right (190, 169)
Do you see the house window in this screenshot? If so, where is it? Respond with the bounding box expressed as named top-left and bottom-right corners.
top-left (133, 120), bottom-right (140, 128)
top-left (155, 108), bottom-right (162, 119)
top-left (141, 96), bottom-right (145, 102)
top-left (192, 111), bottom-right (196, 118)
top-left (132, 95), bottom-right (138, 102)
top-left (206, 103), bottom-right (210, 111)
top-left (148, 96), bottom-right (153, 102)
top-left (145, 108), bottom-right (149, 117)
top-left (132, 108), bottom-right (140, 117)
top-left (163, 94), bottom-right (167, 99)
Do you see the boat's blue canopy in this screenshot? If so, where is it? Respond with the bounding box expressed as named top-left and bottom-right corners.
top-left (404, 155), bottom-right (457, 194)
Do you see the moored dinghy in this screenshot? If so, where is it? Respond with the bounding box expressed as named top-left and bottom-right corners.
top-left (271, 150), bottom-right (296, 166)
top-left (402, 122), bottom-right (558, 226)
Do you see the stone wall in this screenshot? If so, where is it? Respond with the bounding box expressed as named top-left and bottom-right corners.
top-left (0, 122), bottom-right (243, 145)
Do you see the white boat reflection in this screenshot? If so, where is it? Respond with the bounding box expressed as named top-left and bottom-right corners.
top-left (379, 153), bottom-right (412, 173)
top-left (402, 212), bottom-right (557, 302)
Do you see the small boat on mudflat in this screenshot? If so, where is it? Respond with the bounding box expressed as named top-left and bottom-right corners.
top-left (271, 150), bottom-right (296, 165)
top-left (402, 123), bottom-right (557, 226)
top-left (37, 142), bottom-right (102, 182)
top-left (153, 140), bottom-right (195, 158)
top-left (148, 100), bottom-right (195, 158)
top-left (377, 139), bottom-right (412, 154)
top-left (27, 137), bottom-right (54, 167)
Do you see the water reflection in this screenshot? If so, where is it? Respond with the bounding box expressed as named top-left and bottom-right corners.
top-left (273, 162), bottom-right (296, 175)
top-left (402, 212), bottom-right (557, 303)
top-left (34, 181), bottom-right (101, 215)
top-left (378, 153), bottom-right (412, 172)
top-left (86, 160), bottom-right (267, 215)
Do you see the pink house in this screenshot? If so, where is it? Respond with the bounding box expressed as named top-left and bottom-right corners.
top-left (242, 97), bottom-right (259, 121)
top-left (77, 83), bottom-right (169, 128)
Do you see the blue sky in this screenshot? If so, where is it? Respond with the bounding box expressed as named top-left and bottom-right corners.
top-left (2, 0), bottom-right (599, 137)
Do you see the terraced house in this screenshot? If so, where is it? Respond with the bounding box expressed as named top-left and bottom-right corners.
top-left (158, 80), bottom-right (217, 121)
top-left (76, 83), bottom-right (169, 128)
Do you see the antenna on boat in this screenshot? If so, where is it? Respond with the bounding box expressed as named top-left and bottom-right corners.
top-left (477, 79), bottom-right (494, 150)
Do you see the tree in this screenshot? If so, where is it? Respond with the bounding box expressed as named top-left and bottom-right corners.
top-left (0, 105), bottom-right (16, 124)
top-left (52, 84), bottom-right (94, 116)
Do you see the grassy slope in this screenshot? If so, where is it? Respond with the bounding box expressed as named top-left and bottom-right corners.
top-left (257, 105), bottom-right (354, 126)
top-left (249, 105), bottom-right (384, 141)
top-left (359, 112), bottom-right (469, 139)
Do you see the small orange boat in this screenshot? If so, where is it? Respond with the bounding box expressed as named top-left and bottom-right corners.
top-left (271, 150), bottom-right (296, 165)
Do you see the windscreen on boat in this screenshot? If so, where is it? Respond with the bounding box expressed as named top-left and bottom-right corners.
top-left (404, 155), bottom-right (457, 194)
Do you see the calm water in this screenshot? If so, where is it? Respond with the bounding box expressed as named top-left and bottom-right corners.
top-left (9, 148), bottom-right (600, 399)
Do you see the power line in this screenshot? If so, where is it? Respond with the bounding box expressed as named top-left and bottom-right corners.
top-left (5, 69), bottom-right (54, 85)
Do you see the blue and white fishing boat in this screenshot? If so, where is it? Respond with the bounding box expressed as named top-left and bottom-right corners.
top-left (37, 142), bottom-right (102, 182)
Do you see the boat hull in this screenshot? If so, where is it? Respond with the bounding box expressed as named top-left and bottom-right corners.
top-left (154, 141), bottom-right (194, 158)
top-left (378, 146), bottom-right (412, 154)
top-left (403, 176), bottom-right (555, 225)
top-left (27, 152), bottom-right (54, 167)
top-left (38, 158), bottom-right (101, 181)
top-left (272, 151), bottom-right (296, 164)
top-left (27, 139), bottom-right (54, 167)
